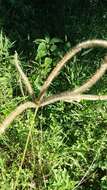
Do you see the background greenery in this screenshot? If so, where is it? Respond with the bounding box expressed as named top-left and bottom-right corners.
top-left (0, 0), bottom-right (107, 189)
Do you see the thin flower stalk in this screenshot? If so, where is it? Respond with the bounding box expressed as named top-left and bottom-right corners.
top-left (40, 94), bottom-right (107, 107)
top-left (40, 58), bottom-right (107, 106)
top-left (0, 102), bottom-right (37, 134)
top-left (14, 52), bottom-right (35, 99)
top-left (39, 39), bottom-right (107, 101)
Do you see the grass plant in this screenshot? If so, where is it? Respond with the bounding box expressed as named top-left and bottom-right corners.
top-left (0, 1), bottom-right (107, 189)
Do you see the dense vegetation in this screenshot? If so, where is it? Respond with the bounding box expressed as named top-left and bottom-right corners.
top-left (0, 1), bottom-right (107, 189)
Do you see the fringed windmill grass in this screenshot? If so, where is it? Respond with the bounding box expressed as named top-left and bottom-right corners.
top-left (1, 39), bottom-right (107, 190)
top-left (0, 39), bottom-right (107, 134)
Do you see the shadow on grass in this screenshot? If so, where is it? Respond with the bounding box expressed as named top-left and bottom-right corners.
top-left (0, 0), bottom-right (107, 57)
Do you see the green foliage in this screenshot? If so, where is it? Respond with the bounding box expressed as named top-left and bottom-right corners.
top-left (0, 2), bottom-right (107, 190)
top-left (0, 33), bottom-right (13, 105)
top-left (47, 168), bottom-right (76, 190)
top-left (32, 36), bottom-right (64, 94)
top-left (0, 75), bottom-right (12, 104)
